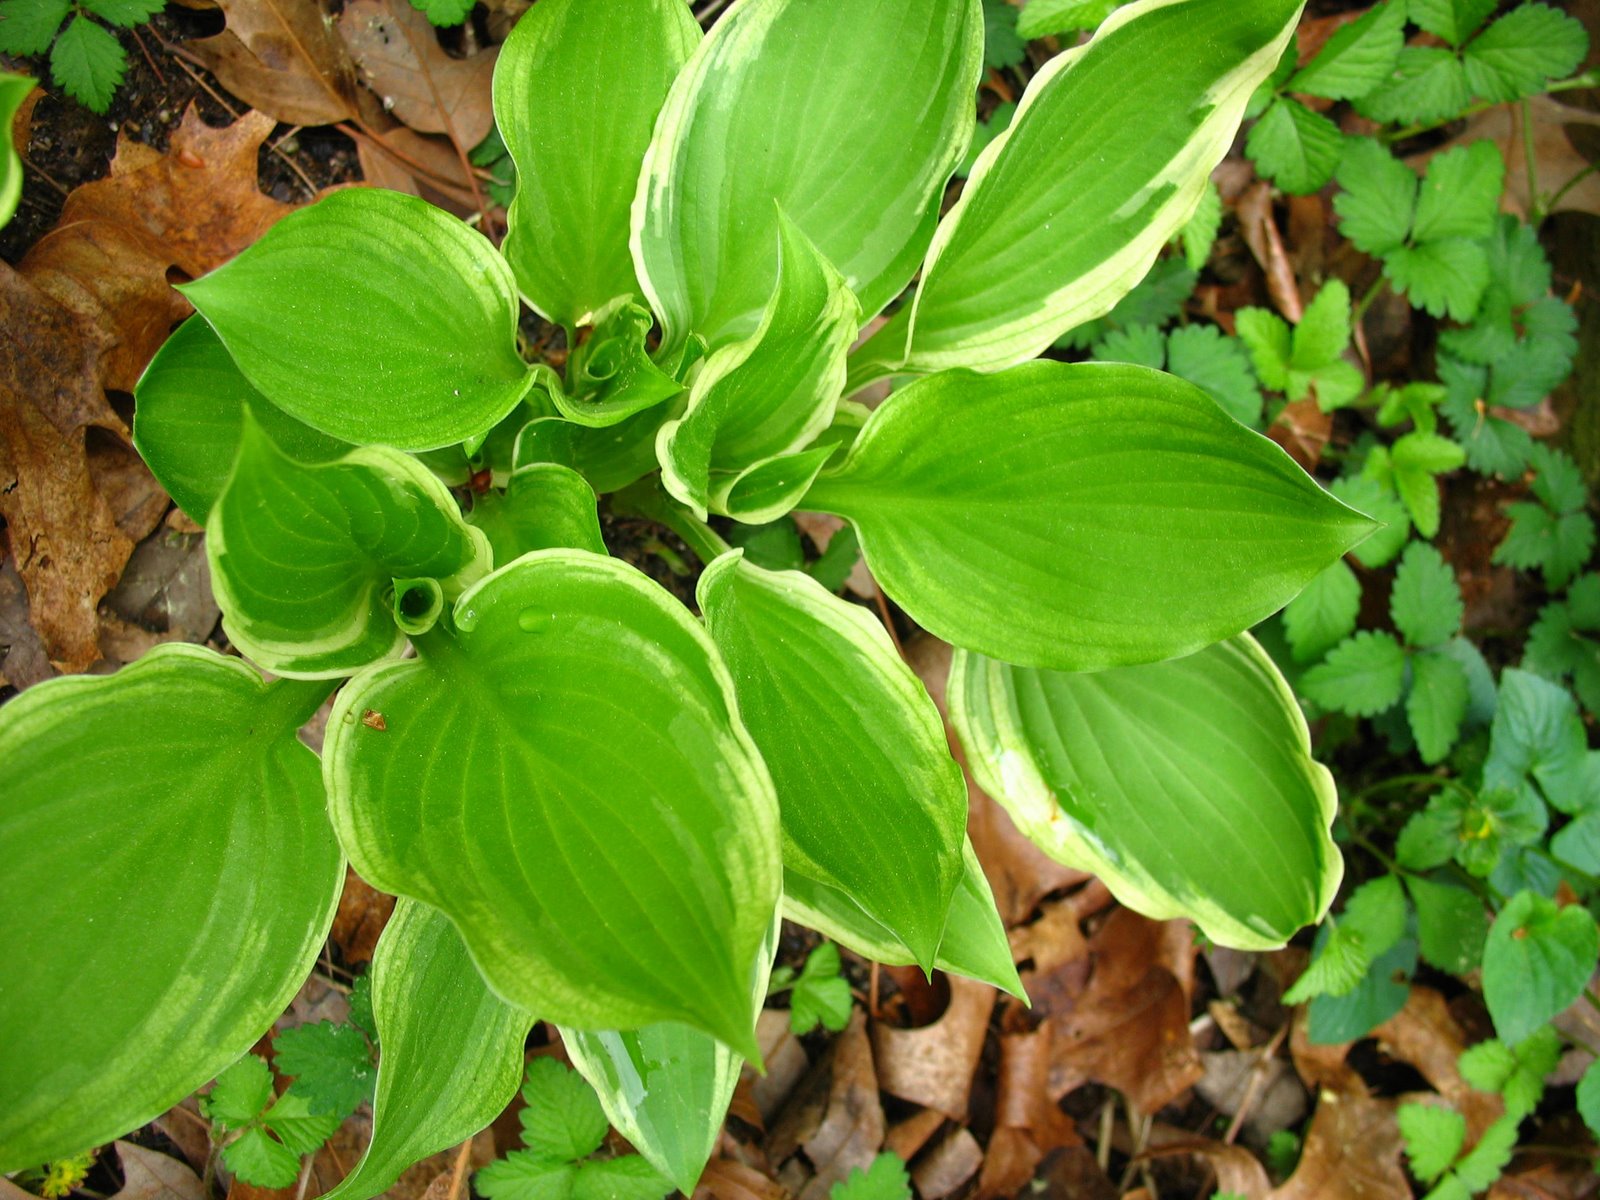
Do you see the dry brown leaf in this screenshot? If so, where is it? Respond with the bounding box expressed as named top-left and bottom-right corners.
top-left (695, 1159), bottom-right (792, 1200)
top-left (871, 975), bottom-right (995, 1119)
top-left (1270, 1087), bottom-right (1408, 1200)
top-left (909, 1128), bottom-right (983, 1200)
top-left (1374, 986), bottom-right (1503, 1140)
top-left (1236, 181), bottom-right (1304, 323)
top-left (354, 123), bottom-right (480, 215)
top-left (153, 1102), bottom-right (213, 1176)
top-left (883, 1109), bottom-right (945, 1163)
top-left (110, 1142), bottom-right (204, 1200)
top-left (330, 867), bottom-right (397, 965)
top-left (339, 0), bottom-right (497, 149)
top-left (187, 0), bottom-right (362, 126)
top-left (1268, 398), bottom-right (1334, 473)
top-left (1456, 96), bottom-right (1600, 220)
top-left (1195, 1049), bottom-right (1308, 1144)
top-left (795, 1012), bottom-right (884, 1200)
top-left (746, 1009), bottom-right (810, 1128)
top-left (977, 1026), bottom-right (1081, 1200)
top-left (1034, 907), bottom-right (1201, 1113)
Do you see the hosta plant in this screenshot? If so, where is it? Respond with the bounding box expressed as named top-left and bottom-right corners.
top-left (1, 0), bottom-right (1374, 1190)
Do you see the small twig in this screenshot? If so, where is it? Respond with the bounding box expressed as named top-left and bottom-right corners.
top-left (292, 1151), bottom-right (316, 1200)
top-left (1096, 1098), bottom-right (1115, 1173)
top-left (1222, 1023), bottom-right (1290, 1145)
top-left (19, 154), bottom-right (69, 197)
top-left (869, 960), bottom-right (881, 1018)
top-left (444, 1138), bottom-right (474, 1200)
top-left (128, 23), bottom-right (167, 87)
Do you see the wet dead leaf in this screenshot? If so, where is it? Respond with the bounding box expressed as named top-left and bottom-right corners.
top-left (330, 867), bottom-right (396, 965)
top-left (910, 1128), bottom-right (983, 1200)
top-left (1271, 1087), bottom-right (1408, 1200)
top-left (187, 0), bottom-right (362, 127)
top-left (1237, 181), bottom-right (1304, 323)
top-left (339, 0), bottom-right (498, 149)
top-left (1374, 986), bottom-right (1504, 1140)
top-left (871, 975), bottom-right (995, 1119)
top-left (977, 1027), bottom-right (1081, 1200)
top-left (110, 1142), bottom-right (203, 1200)
top-left (794, 1012), bottom-right (883, 1200)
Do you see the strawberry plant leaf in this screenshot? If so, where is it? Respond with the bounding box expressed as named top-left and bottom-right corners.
top-left (1164, 324), bottom-right (1262, 427)
top-left (1302, 631), bottom-right (1406, 716)
top-left (0, 0), bottom-right (68, 54)
top-left (1407, 650), bottom-right (1471, 765)
top-left (1287, 0), bottom-right (1404, 100)
top-left (1482, 890), bottom-right (1599, 1045)
top-left (1463, 3), bottom-right (1589, 104)
top-left (272, 1022), bottom-right (374, 1119)
top-left (1408, 0), bottom-right (1497, 47)
top-left (1284, 559), bottom-right (1361, 664)
top-left (1398, 1102), bottom-right (1465, 1185)
top-left (1246, 97), bottom-right (1343, 196)
top-left (830, 1153), bottom-right (911, 1200)
top-left (1355, 45), bottom-right (1471, 124)
top-left (223, 1126), bottom-right (301, 1189)
top-left (81, 0), bottom-right (165, 27)
top-left (1333, 137), bottom-right (1415, 257)
top-left (49, 14), bottom-right (125, 114)
top-left (1391, 542), bottom-right (1464, 649)
top-left (203, 1056), bottom-right (275, 1131)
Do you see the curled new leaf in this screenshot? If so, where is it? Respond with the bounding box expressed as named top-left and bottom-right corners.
top-left (0, 647), bottom-right (340, 1171)
top-left (324, 551), bottom-right (782, 1058)
top-left (803, 362), bottom-right (1375, 671)
top-left (950, 636), bottom-right (1341, 950)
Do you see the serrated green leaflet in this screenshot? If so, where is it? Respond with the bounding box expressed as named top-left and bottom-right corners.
top-left (208, 420), bottom-right (492, 679)
top-left (132, 316), bottom-right (348, 523)
top-left (634, 0), bottom-right (981, 346)
top-left (1407, 650), bottom-right (1470, 765)
top-left (658, 214), bottom-right (859, 518)
top-left (493, 0), bottom-right (699, 327)
top-left (180, 189), bottom-right (530, 452)
top-left (324, 551), bottom-right (780, 1058)
top-left (1287, 0), bottom-right (1404, 100)
top-left (950, 635), bottom-right (1341, 950)
top-left (559, 916), bottom-right (778, 1194)
top-left (1409, 0), bottom-right (1496, 47)
top-left (1284, 559), bottom-right (1361, 663)
top-left (783, 841), bottom-right (1023, 999)
top-left (0, 646), bottom-right (340, 1171)
top-left (697, 551), bottom-right (965, 969)
top-left (803, 362), bottom-right (1375, 671)
top-left (469, 464), bottom-right (607, 564)
top-left (0, 71), bottom-right (34, 229)
top-left (888, 0), bottom-right (1303, 373)
top-left (1302, 630), bottom-right (1406, 716)
top-left (319, 900), bottom-right (534, 1200)
top-left (1246, 98), bottom-right (1343, 196)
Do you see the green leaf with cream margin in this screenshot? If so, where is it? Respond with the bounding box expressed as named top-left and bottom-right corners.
top-left (469, 463), bottom-right (607, 565)
top-left (632, 0), bottom-right (981, 347)
top-left (133, 316), bottom-right (348, 525)
top-left (558, 914), bottom-right (779, 1195)
top-left (493, 0), bottom-right (699, 327)
top-left (208, 420), bottom-right (492, 679)
top-left (697, 551), bottom-right (965, 970)
top-left (950, 635), bottom-right (1340, 950)
top-left (180, 189), bottom-right (531, 452)
top-left (324, 551), bottom-right (781, 1060)
top-left (319, 900), bottom-right (534, 1200)
top-left (783, 843), bottom-right (1023, 999)
top-left (870, 0), bottom-right (1303, 376)
top-left (659, 213), bottom-right (859, 520)
top-left (0, 646), bottom-right (340, 1171)
top-left (801, 362), bottom-right (1375, 671)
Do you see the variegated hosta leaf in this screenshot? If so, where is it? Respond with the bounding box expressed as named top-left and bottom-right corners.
top-left (208, 421), bottom-right (492, 679)
top-left (783, 841), bottom-right (1024, 998)
top-left (950, 636), bottom-right (1342, 950)
top-left (559, 914), bottom-right (779, 1194)
top-left (878, 0), bottom-right (1304, 374)
top-left (0, 647), bottom-right (340, 1171)
top-left (658, 214), bottom-right (859, 518)
top-left (712, 444), bottom-right (839, 526)
top-left (324, 551), bottom-right (781, 1059)
top-left (494, 0), bottom-right (701, 325)
top-left (802, 362), bottom-right (1374, 671)
top-left (319, 900), bottom-right (534, 1200)
top-left (469, 463), bottom-right (607, 565)
top-left (179, 189), bottom-right (530, 451)
top-left (132, 316), bottom-right (347, 524)
top-left (697, 551), bottom-right (965, 968)
top-left (634, 0), bottom-right (982, 346)
top-left (555, 296), bottom-right (685, 428)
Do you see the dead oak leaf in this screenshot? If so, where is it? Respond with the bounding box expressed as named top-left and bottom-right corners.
top-left (110, 1142), bottom-right (203, 1200)
top-left (188, 0), bottom-right (362, 127)
top-left (871, 975), bottom-right (995, 1120)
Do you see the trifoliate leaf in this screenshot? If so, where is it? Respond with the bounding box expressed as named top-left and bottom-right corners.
top-left (1438, 381), bottom-right (1532, 479)
top-left (1016, 0), bottom-right (1120, 39)
top-left (1486, 213), bottom-right (1552, 306)
top-left (982, 0), bottom-right (1026, 70)
top-left (830, 1153), bottom-right (911, 1200)
top-left (1464, 3), bottom-right (1589, 105)
top-left (788, 942), bottom-right (853, 1035)
top-left (1289, 0), bottom-right (1406, 100)
top-left (1234, 307), bottom-right (1292, 391)
top-left (203, 1055), bottom-right (274, 1130)
top-left (1164, 324), bottom-right (1262, 427)
top-left (1392, 431), bottom-right (1467, 477)
top-left (1407, 650), bottom-right (1471, 764)
top-left (1284, 558), bottom-right (1361, 663)
top-left (271, 1020), bottom-right (374, 1118)
top-left (1398, 1102), bottom-right (1465, 1185)
top-left (1450, 1112), bottom-right (1520, 1191)
top-left (1391, 542), bottom-right (1464, 649)
top-left (1180, 181), bottom-right (1222, 273)
top-left (1482, 889), bottom-right (1600, 1046)
top-left (1333, 137), bottom-right (1416, 257)
top-left (1530, 444), bottom-right (1589, 514)
top-left (517, 1059), bottom-right (609, 1163)
top-left (81, 0), bottom-right (164, 27)
top-left (1292, 279), bottom-right (1353, 372)
top-left (570, 1158), bottom-right (673, 1200)
top-left (1357, 46), bottom-right (1472, 125)
top-left (49, 14), bottom-right (125, 113)
top-left (0, 0), bottom-right (68, 54)
top-left (1409, 0), bottom-right (1497, 46)
top-left (1458, 1037), bottom-right (1517, 1094)
top-left (1301, 630), bottom-right (1407, 716)
top-left (1385, 239), bottom-right (1490, 322)
top-left (1247, 98), bottom-right (1344, 196)
top-left (477, 1153), bottom-right (577, 1200)
top-left (1093, 323), bottom-right (1166, 371)
top-left (260, 1087), bottom-right (340, 1156)
top-left (1524, 601), bottom-right (1587, 678)
top-left (1331, 475), bottom-right (1409, 567)
top-left (1496, 504), bottom-right (1598, 591)
top-left (407, 0), bottom-right (475, 27)
top-left (1413, 141), bottom-right (1504, 243)
top-left (223, 1126), bottom-right (301, 1189)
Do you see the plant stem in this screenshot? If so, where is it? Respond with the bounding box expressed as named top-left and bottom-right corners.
top-left (1522, 99), bottom-right (1544, 226)
top-left (1379, 70), bottom-right (1600, 144)
top-left (1353, 276), bottom-right (1388, 324)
